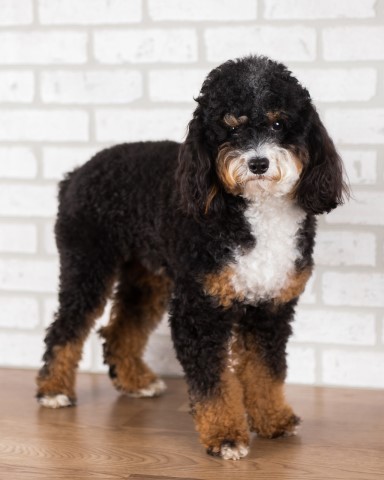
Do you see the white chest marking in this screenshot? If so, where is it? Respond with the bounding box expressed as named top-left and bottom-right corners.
top-left (231, 196), bottom-right (306, 303)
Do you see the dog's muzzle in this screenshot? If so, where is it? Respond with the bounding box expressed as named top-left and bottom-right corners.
top-left (248, 157), bottom-right (269, 175)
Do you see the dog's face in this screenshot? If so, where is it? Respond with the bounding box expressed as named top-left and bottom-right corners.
top-left (216, 110), bottom-right (307, 200)
top-left (177, 55), bottom-right (348, 217)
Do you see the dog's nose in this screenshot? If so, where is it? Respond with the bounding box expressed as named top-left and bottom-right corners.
top-left (248, 157), bottom-right (269, 175)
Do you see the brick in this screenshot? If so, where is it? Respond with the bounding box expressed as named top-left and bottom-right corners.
top-left (148, 0), bottom-right (257, 21)
top-left (205, 26), bottom-right (316, 62)
top-left (0, 147), bottom-right (37, 178)
top-left (38, 0), bottom-right (141, 24)
top-left (0, 184), bottom-right (57, 217)
top-left (42, 146), bottom-right (99, 180)
top-left (0, 71), bottom-right (34, 103)
top-left (0, 259), bottom-right (58, 293)
top-left (325, 191), bottom-right (384, 226)
top-left (0, 32), bottom-right (87, 65)
top-left (0, 332), bottom-right (44, 367)
top-left (296, 68), bottom-right (377, 102)
top-left (44, 296), bottom-right (112, 328)
top-left (0, 324), bottom-right (92, 370)
top-left (79, 339), bottom-right (93, 371)
top-left (286, 345), bottom-right (316, 384)
top-left (94, 29), bottom-right (197, 64)
top-left (149, 69), bottom-right (206, 103)
top-left (152, 314), bottom-right (171, 337)
top-left (264, 0), bottom-right (375, 19)
top-left (340, 150), bottom-right (377, 185)
top-left (323, 27), bottom-right (384, 61)
top-left (43, 297), bottom-right (57, 328)
top-left (95, 108), bottom-right (192, 142)
top-left (0, 296), bottom-right (39, 329)
top-left (324, 109), bottom-right (384, 145)
top-left (0, 223), bottom-right (37, 253)
top-left (0, 109), bottom-right (89, 141)
top-left (293, 309), bottom-right (376, 346)
top-left (44, 222), bottom-right (57, 255)
top-left (315, 231), bottom-right (376, 267)
top-left (322, 272), bottom-right (384, 308)
top-left (382, 318), bottom-right (384, 345)
top-left (145, 334), bottom-right (183, 376)
top-left (322, 350), bottom-right (384, 389)
top-left (0, 0), bottom-right (33, 25)
top-left (41, 70), bottom-right (142, 104)
top-left (300, 273), bottom-right (316, 305)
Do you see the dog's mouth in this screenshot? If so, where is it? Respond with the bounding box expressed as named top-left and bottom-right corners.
top-left (247, 168), bottom-right (281, 184)
top-left (216, 143), bottom-right (301, 198)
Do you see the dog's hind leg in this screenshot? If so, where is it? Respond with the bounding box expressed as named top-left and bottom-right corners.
top-left (99, 260), bottom-right (172, 397)
top-left (36, 248), bottom-right (116, 408)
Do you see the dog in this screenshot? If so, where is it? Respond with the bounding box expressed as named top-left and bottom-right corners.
top-left (36, 55), bottom-right (348, 460)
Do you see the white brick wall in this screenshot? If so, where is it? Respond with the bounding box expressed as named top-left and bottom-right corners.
top-left (41, 71), bottom-right (143, 104)
top-left (0, 71), bottom-right (35, 103)
top-left (205, 26), bottom-right (316, 62)
top-left (323, 27), bottom-right (384, 61)
top-left (93, 29), bottom-right (198, 64)
top-left (0, 32), bottom-right (87, 64)
top-left (0, 0), bottom-right (33, 26)
top-left (38, 0), bottom-right (142, 25)
top-left (0, 110), bottom-right (89, 141)
top-left (0, 0), bottom-right (383, 390)
top-left (95, 108), bottom-right (191, 142)
top-left (264, 0), bottom-right (376, 19)
top-left (148, 0), bottom-right (258, 21)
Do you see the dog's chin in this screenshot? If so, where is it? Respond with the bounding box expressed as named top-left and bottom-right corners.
top-left (240, 173), bottom-right (299, 201)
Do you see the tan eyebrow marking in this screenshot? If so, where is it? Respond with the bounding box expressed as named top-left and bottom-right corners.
top-left (266, 111), bottom-right (288, 123)
top-left (223, 114), bottom-right (249, 128)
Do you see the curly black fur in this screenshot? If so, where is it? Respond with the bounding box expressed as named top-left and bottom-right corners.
top-left (37, 55), bottom-right (348, 458)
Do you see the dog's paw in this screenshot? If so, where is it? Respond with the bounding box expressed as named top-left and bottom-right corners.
top-left (37, 393), bottom-right (74, 408)
top-left (207, 441), bottom-right (250, 461)
top-left (252, 413), bottom-right (301, 439)
top-left (122, 378), bottom-right (167, 398)
top-left (269, 413), bottom-right (301, 439)
top-left (221, 442), bottom-right (250, 460)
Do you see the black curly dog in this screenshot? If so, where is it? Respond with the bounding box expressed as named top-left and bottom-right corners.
top-left (37, 55), bottom-right (348, 460)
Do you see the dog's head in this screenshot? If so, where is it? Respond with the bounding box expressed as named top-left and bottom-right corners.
top-left (177, 55), bottom-right (348, 217)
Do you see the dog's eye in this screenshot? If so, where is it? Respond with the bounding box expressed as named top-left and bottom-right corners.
top-left (271, 120), bottom-right (284, 131)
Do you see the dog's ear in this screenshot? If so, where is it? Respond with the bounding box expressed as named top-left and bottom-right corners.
top-left (176, 115), bottom-right (221, 218)
top-left (296, 107), bottom-right (349, 215)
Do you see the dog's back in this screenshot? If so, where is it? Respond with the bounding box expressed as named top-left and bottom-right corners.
top-left (54, 140), bottom-right (180, 259)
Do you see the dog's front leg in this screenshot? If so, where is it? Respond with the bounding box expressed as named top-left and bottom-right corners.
top-left (237, 302), bottom-right (300, 438)
top-left (169, 290), bottom-right (249, 460)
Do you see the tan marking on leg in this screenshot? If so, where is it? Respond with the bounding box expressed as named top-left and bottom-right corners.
top-left (37, 300), bottom-right (108, 404)
top-left (193, 369), bottom-right (249, 457)
top-left (100, 262), bottom-right (172, 394)
top-left (234, 336), bottom-right (299, 438)
top-left (203, 266), bottom-right (244, 308)
top-left (36, 341), bottom-right (82, 401)
top-left (276, 267), bottom-right (312, 304)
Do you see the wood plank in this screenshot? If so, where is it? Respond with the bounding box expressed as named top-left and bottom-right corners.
top-left (0, 369), bottom-right (383, 479)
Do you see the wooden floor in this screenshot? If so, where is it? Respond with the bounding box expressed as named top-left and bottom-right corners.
top-left (1, 369), bottom-right (383, 480)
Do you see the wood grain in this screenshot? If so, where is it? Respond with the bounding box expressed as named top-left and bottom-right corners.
top-left (0, 369), bottom-right (383, 479)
